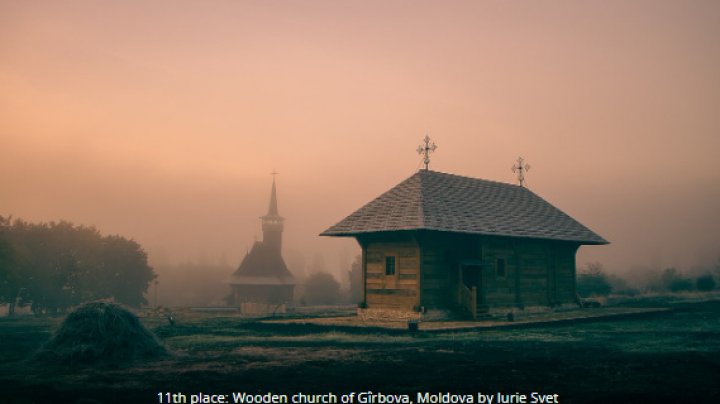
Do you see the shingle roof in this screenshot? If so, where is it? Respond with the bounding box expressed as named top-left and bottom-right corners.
top-left (229, 241), bottom-right (296, 285)
top-left (320, 170), bottom-right (608, 245)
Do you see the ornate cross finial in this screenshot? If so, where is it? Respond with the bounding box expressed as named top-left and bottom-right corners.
top-left (512, 157), bottom-right (531, 187)
top-left (416, 134), bottom-right (437, 170)
top-left (271, 169), bottom-right (278, 179)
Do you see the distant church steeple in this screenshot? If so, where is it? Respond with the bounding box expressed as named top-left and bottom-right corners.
top-left (229, 171), bottom-right (295, 308)
top-left (261, 172), bottom-right (284, 253)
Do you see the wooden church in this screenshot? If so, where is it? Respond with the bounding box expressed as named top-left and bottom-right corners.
top-left (228, 176), bottom-right (295, 310)
top-left (321, 142), bottom-right (607, 318)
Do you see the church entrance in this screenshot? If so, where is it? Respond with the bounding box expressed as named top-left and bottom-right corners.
top-left (459, 261), bottom-right (485, 310)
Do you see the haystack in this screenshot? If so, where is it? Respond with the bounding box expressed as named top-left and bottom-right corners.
top-left (36, 301), bottom-right (166, 364)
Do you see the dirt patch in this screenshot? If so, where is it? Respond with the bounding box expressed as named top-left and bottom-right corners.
top-left (232, 346), bottom-right (368, 365)
top-left (269, 307), bottom-right (670, 331)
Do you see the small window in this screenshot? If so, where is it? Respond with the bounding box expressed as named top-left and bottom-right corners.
top-left (385, 256), bottom-right (396, 276)
top-left (496, 258), bottom-right (506, 278)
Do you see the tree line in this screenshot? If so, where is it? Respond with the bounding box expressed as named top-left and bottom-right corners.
top-left (0, 216), bottom-right (156, 315)
top-left (577, 261), bottom-right (719, 297)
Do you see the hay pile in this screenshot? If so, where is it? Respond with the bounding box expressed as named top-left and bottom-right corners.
top-left (36, 301), bottom-right (167, 365)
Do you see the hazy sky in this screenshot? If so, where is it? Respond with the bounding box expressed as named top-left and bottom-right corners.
top-left (2, 0), bottom-right (719, 281)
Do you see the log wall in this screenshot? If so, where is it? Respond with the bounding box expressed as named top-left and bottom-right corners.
top-left (358, 231), bottom-right (580, 312)
top-left (365, 240), bottom-right (420, 310)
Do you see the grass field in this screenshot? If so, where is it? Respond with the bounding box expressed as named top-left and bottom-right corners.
top-left (1, 299), bottom-right (719, 404)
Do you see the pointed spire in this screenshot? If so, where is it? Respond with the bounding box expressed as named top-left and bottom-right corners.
top-left (267, 170), bottom-right (279, 216)
top-left (262, 171), bottom-right (284, 252)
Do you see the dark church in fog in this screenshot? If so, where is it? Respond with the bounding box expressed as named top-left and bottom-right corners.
top-left (321, 168), bottom-right (608, 319)
top-left (228, 176), bottom-right (295, 309)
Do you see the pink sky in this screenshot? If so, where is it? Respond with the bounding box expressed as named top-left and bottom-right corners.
top-left (2, 1), bottom-right (719, 282)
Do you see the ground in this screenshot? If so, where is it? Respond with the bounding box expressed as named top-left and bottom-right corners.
top-left (1, 298), bottom-right (719, 404)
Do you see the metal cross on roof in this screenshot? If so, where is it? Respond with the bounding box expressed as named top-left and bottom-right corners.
top-left (417, 135), bottom-right (437, 170)
top-left (271, 169), bottom-right (278, 178)
top-left (512, 157), bottom-right (531, 187)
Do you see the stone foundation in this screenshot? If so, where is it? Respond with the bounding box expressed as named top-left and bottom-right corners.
top-left (357, 308), bottom-right (421, 321)
top-left (357, 308), bottom-right (456, 321)
top-left (483, 302), bottom-right (583, 321)
top-left (358, 303), bottom-right (582, 322)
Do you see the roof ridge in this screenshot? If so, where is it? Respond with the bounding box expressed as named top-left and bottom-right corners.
top-left (422, 169), bottom-right (521, 188)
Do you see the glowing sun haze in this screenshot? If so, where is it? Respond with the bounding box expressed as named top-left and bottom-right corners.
top-left (2, 0), bottom-right (719, 280)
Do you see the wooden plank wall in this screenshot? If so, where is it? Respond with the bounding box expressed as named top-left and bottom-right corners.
top-left (420, 246), bottom-right (450, 307)
top-left (553, 244), bottom-right (578, 303)
top-left (418, 232), bottom-right (480, 308)
top-left (513, 240), bottom-right (579, 306)
top-left (360, 232), bottom-right (580, 311)
top-left (483, 239), bottom-right (579, 307)
top-left (481, 238), bottom-right (517, 307)
top-left (365, 241), bottom-right (419, 310)
top-left (515, 241), bottom-right (550, 306)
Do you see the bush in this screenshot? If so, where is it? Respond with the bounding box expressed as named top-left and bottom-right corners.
top-left (349, 255), bottom-right (363, 304)
top-left (696, 274), bottom-right (716, 292)
top-left (670, 278), bottom-right (694, 292)
top-left (661, 268), bottom-right (694, 292)
top-left (607, 273), bottom-right (638, 296)
top-left (577, 262), bottom-right (612, 297)
top-left (303, 271), bottom-right (341, 305)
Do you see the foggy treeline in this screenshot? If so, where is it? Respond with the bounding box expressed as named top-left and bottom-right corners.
top-left (0, 216), bottom-right (360, 314)
top-left (1, 213), bottom-right (364, 314)
top-left (152, 254), bottom-right (363, 308)
top-left (4, 215), bottom-right (719, 315)
top-left (577, 259), bottom-right (720, 298)
top-left (151, 263), bottom-right (230, 307)
top-left (0, 216), bottom-right (155, 315)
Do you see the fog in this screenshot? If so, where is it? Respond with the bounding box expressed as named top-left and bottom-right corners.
top-left (2, 1), bottom-right (719, 296)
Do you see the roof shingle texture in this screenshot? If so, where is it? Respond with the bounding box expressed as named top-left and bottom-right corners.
top-left (230, 241), bottom-right (296, 285)
top-left (320, 170), bottom-right (608, 245)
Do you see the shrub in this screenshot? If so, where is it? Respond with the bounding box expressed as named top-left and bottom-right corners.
top-left (302, 271), bottom-right (341, 305)
top-left (607, 273), bottom-right (638, 296)
top-left (696, 274), bottom-right (716, 292)
top-left (577, 262), bottom-right (612, 297)
top-left (661, 268), bottom-right (694, 292)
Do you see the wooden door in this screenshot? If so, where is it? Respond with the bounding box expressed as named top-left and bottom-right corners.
top-left (462, 264), bottom-right (484, 305)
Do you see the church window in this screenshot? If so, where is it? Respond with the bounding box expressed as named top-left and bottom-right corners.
top-left (385, 256), bottom-right (396, 276)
